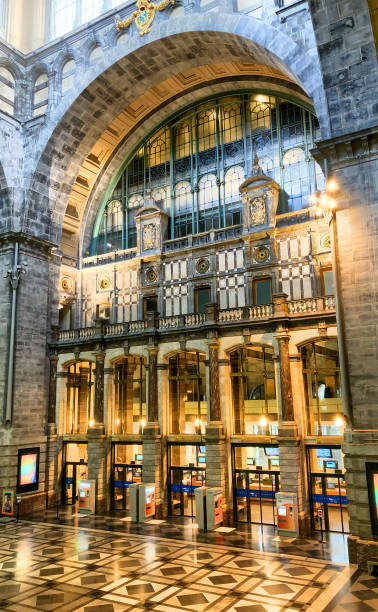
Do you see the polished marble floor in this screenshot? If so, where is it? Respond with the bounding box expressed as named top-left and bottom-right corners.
top-left (0, 514), bottom-right (377, 611)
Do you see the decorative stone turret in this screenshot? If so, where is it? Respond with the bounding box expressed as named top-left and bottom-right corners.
top-left (135, 192), bottom-right (169, 256)
top-left (239, 155), bottom-right (280, 233)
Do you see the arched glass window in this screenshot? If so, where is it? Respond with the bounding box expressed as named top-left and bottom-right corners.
top-left (174, 181), bottom-right (192, 237)
top-left (113, 357), bottom-right (146, 434)
top-left (33, 73), bottom-right (48, 117)
top-left (62, 59), bottom-right (75, 93)
top-left (151, 186), bottom-right (168, 210)
top-left (283, 147), bottom-right (309, 210)
top-left (230, 346), bottom-right (277, 435)
top-left (169, 352), bottom-right (207, 434)
top-left (0, 67), bottom-right (14, 115)
top-left (65, 361), bottom-right (94, 434)
top-left (301, 339), bottom-right (343, 436)
top-left (92, 92), bottom-right (324, 254)
top-left (175, 122), bottom-right (191, 159)
top-left (224, 165), bottom-right (244, 226)
top-left (198, 173), bottom-right (218, 233)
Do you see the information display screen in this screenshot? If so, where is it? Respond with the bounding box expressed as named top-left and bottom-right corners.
top-left (17, 448), bottom-right (40, 493)
top-left (317, 448), bottom-right (332, 458)
top-left (265, 447), bottom-right (279, 457)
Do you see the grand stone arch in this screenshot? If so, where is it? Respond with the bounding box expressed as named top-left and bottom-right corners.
top-left (23, 13), bottom-right (329, 247)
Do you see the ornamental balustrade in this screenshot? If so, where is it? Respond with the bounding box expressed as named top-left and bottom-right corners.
top-left (55, 297), bottom-right (335, 343)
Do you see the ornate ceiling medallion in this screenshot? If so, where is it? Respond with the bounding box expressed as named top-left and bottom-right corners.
top-left (116, 0), bottom-right (175, 37)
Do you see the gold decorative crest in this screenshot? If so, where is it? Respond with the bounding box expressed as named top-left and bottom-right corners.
top-left (142, 223), bottom-right (157, 250)
top-left (248, 195), bottom-right (266, 226)
top-left (116, 0), bottom-right (175, 37)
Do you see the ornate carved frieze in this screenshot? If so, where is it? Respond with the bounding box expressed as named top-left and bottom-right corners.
top-left (142, 223), bottom-right (157, 251)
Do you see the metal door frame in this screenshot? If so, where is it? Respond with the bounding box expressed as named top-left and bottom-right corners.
top-left (111, 441), bottom-right (143, 510)
top-left (167, 442), bottom-right (205, 517)
top-left (231, 443), bottom-right (280, 526)
top-left (306, 444), bottom-right (349, 534)
top-left (62, 442), bottom-right (88, 505)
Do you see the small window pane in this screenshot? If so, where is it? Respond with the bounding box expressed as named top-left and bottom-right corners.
top-left (322, 270), bottom-right (335, 295)
top-left (195, 287), bottom-right (211, 313)
top-left (253, 279), bottom-right (272, 305)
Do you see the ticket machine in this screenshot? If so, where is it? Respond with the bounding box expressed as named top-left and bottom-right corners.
top-left (276, 492), bottom-right (298, 537)
top-left (195, 486), bottom-right (207, 530)
top-left (206, 487), bottom-right (223, 530)
top-left (78, 479), bottom-right (96, 515)
top-left (129, 482), bottom-right (156, 522)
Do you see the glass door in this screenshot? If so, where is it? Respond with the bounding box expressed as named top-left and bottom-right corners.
top-left (63, 443), bottom-right (88, 505)
top-left (65, 463), bottom-right (74, 504)
top-left (307, 446), bottom-right (349, 533)
top-left (112, 443), bottom-right (143, 511)
top-left (232, 444), bottom-right (280, 525)
top-left (168, 444), bottom-right (206, 517)
top-left (169, 467), bottom-right (205, 517)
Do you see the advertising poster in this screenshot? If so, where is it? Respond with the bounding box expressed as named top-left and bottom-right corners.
top-left (214, 493), bottom-right (223, 525)
top-left (366, 463), bottom-right (378, 535)
top-left (17, 448), bottom-right (40, 493)
top-left (1, 489), bottom-right (15, 516)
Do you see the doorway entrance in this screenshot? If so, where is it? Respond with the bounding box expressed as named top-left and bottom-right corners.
top-left (168, 443), bottom-right (206, 517)
top-left (307, 446), bottom-right (349, 533)
top-left (63, 442), bottom-right (88, 505)
top-left (111, 442), bottom-right (143, 511)
top-left (232, 444), bottom-right (280, 525)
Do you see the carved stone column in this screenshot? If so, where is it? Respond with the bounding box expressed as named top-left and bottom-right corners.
top-left (88, 348), bottom-right (108, 512)
top-left (276, 333), bottom-right (294, 422)
top-left (94, 350), bottom-right (105, 429)
top-left (48, 355), bottom-right (58, 427)
top-left (142, 346), bottom-right (163, 517)
top-left (205, 336), bottom-right (229, 523)
top-left (45, 354), bottom-right (58, 507)
top-left (275, 327), bottom-right (308, 535)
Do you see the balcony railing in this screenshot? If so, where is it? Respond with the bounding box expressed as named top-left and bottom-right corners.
top-left (54, 296), bottom-right (335, 344)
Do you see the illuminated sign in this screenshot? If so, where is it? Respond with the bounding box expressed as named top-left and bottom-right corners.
top-left (17, 448), bottom-right (40, 493)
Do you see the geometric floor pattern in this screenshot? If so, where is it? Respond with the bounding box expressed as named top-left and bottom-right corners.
top-left (0, 519), bottom-right (368, 611)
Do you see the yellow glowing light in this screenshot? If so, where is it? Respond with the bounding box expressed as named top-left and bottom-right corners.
top-left (334, 416), bottom-right (344, 427)
top-left (89, 419), bottom-right (94, 427)
top-left (315, 206), bottom-right (323, 217)
top-left (116, 418), bottom-right (120, 426)
top-left (309, 193), bottom-right (318, 206)
top-left (140, 418), bottom-right (146, 428)
top-left (319, 193), bottom-right (329, 207)
top-left (256, 94), bottom-right (269, 103)
top-left (328, 197), bottom-right (336, 209)
top-left (195, 418), bottom-right (201, 427)
top-left (326, 178), bottom-right (339, 193)
top-left (259, 415), bottom-right (268, 428)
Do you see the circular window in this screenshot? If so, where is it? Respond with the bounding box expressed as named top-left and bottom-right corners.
top-left (196, 258), bottom-right (210, 274)
top-left (146, 267), bottom-right (157, 283)
top-left (61, 278), bottom-right (71, 291)
top-left (320, 234), bottom-right (331, 249)
top-left (254, 246), bottom-right (269, 263)
top-left (100, 277), bottom-right (111, 290)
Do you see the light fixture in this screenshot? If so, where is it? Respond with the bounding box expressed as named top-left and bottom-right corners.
top-left (195, 418), bottom-right (201, 427)
top-left (116, 418), bottom-right (120, 426)
top-left (259, 415), bottom-right (269, 428)
top-left (334, 415), bottom-right (344, 428)
top-left (326, 178), bottom-right (339, 193)
top-left (89, 419), bottom-right (94, 427)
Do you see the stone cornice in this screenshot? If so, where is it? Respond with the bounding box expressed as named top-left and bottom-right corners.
top-left (0, 231), bottom-right (57, 257)
top-left (311, 126), bottom-right (378, 170)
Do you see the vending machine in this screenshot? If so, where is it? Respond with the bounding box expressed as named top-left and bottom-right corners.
top-left (276, 492), bottom-right (299, 537)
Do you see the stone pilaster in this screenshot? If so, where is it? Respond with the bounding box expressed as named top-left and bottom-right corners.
top-left (45, 423), bottom-right (58, 507)
top-left (142, 347), bottom-right (163, 517)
